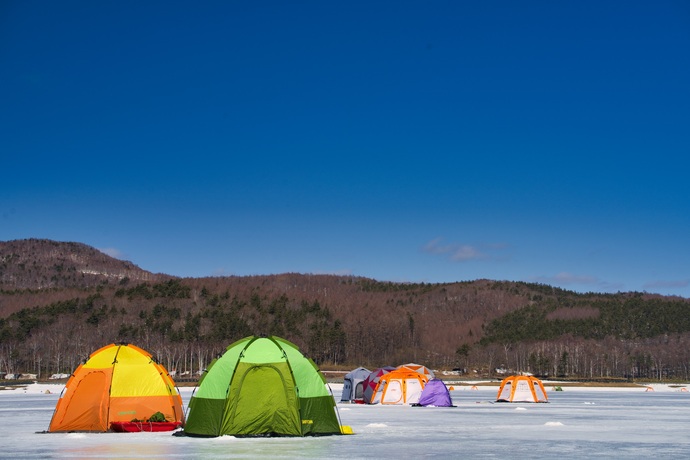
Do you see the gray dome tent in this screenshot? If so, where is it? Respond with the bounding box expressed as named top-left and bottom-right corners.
top-left (341, 367), bottom-right (371, 403)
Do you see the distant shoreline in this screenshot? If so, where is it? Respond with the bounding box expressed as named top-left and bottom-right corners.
top-left (4, 379), bottom-right (687, 392)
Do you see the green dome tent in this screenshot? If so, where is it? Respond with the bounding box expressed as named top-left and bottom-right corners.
top-left (183, 336), bottom-right (347, 437)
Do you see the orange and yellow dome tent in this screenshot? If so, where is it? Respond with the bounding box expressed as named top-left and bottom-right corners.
top-left (48, 343), bottom-right (184, 432)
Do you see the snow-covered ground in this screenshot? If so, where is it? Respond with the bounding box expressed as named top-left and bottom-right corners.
top-left (1, 382), bottom-right (688, 459)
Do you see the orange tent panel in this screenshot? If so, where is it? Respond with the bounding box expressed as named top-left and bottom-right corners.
top-left (372, 368), bottom-right (429, 405)
top-left (496, 375), bottom-right (548, 403)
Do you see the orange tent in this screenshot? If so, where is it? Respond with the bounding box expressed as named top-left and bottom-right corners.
top-left (496, 375), bottom-right (548, 403)
top-left (369, 366), bottom-right (429, 405)
top-left (48, 343), bottom-right (184, 432)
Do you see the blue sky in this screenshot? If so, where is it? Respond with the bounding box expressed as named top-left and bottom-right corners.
top-left (2, 1), bottom-right (689, 297)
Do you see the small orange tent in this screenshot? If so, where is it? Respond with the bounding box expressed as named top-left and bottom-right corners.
top-left (369, 366), bottom-right (429, 405)
top-left (496, 375), bottom-right (548, 403)
top-left (48, 343), bottom-right (184, 432)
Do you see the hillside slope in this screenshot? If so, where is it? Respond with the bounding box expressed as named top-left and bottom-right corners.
top-left (1, 239), bottom-right (689, 381)
top-left (0, 238), bottom-right (168, 290)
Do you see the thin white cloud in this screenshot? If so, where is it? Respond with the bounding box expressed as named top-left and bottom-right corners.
top-left (423, 237), bottom-right (504, 262)
top-left (422, 237), bottom-right (446, 254)
top-left (551, 272), bottom-right (598, 285)
top-left (450, 245), bottom-right (484, 261)
top-left (532, 272), bottom-right (599, 286)
top-left (212, 268), bottom-right (235, 277)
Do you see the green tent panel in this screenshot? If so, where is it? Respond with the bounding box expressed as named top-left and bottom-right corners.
top-left (184, 336), bottom-right (342, 437)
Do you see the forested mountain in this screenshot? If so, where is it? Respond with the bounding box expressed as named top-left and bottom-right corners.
top-left (1, 239), bottom-right (689, 381)
top-left (0, 239), bottom-right (168, 289)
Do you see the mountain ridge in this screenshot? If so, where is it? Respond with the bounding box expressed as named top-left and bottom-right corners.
top-left (0, 238), bottom-right (171, 290)
top-left (1, 239), bottom-right (688, 381)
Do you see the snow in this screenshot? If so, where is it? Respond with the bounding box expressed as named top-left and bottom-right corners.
top-left (1, 382), bottom-right (689, 458)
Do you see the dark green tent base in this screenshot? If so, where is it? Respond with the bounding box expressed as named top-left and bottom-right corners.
top-left (174, 430), bottom-right (342, 438)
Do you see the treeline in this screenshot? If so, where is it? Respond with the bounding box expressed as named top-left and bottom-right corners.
top-left (472, 333), bottom-right (690, 381)
top-left (0, 280), bottom-right (347, 378)
top-left (2, 275), bottom-right (690, 382)
top-left (480, 293), bottom-right (690, 343)
top-left (476, 293), bottom-right (690, 380)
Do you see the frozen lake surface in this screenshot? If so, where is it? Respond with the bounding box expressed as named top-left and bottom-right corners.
top-left (0, 382), bottom-right (688, 459)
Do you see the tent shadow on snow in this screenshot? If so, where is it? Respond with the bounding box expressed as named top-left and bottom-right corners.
top-left (47, 343), bottom-right (185, 433)
top-left (182, 335), bottom-right (350, 437)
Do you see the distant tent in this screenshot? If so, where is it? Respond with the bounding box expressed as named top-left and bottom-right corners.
top-left (369, 366), bottom-right (430, 405)
top-left (183, 336), bottom-right (345, 437)
top-left (341, 367), bottom-right (371, 403)
top-left (496, 375), bottom-right (548, 403)
top-left (399, 363), bottom-right (435, 379)
top-left (416, 378), bottom-right (453, 407)
top-left (48, 343), bottom-right (184, 432)
top-left (362, 367), bottom-right (395, 404)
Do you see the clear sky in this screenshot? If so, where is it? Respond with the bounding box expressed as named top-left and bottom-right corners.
top-left (2, 1), bottom-right (689, 297)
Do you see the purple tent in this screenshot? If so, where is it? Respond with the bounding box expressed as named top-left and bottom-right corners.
top-left (416, 378), bottom-right (453, 407)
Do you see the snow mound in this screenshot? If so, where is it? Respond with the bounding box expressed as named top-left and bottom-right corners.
top-left (215, 436), bottom-right (239, 442)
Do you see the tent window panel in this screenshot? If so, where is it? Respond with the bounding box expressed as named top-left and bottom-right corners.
top-left (342, 381), bottom-right (352, 401)
top-left (382, 381), bottom-right (403, 404)
top-left (514, 381), bottom-right (531, 401)
top-left (405, 379), bottom-right (424, 404)
top-left (354, 382), bottom-right (364, 399)
top-left (498, 382), bottom-right (512, 400)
